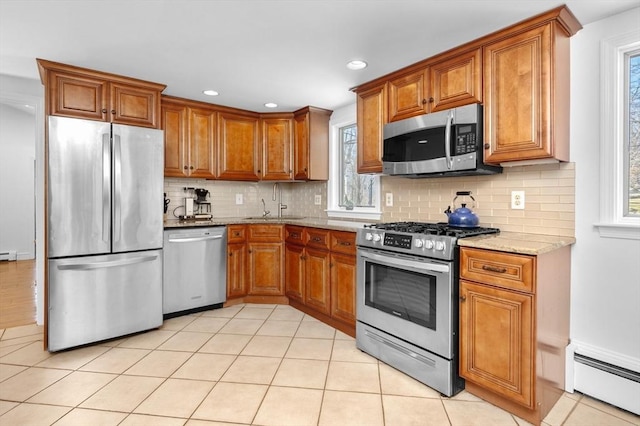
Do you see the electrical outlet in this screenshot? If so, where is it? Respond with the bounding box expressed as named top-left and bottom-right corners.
top-left (385, 192), bottom-right (393, 207)
top-left (511, 191), bottom-right (525, 209)
top-left (314, 194), bottom-right (322, 205)
top-left (235, 193), bottom-right (243, 205)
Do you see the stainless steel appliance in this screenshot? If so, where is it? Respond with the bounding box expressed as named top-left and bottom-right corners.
top-left (163, 226), bottom-right (227, 317)
top-left (382, 104), bottom-right (502, 177)
top-left (356, 222), bottom-right (499, 396)
top-left (47, 116), bottom-right (164, 352)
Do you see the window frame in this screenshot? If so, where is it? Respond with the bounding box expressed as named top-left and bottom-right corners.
top-left (327, 106), bottom-right (381, 220)
top-left (596, 30), bottom-right (640, 240)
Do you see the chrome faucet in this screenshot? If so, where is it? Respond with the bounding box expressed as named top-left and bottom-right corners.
top-left (261, 198), bottom-right (270, 217)
top-left (272, 183), bottom-right (287, 218)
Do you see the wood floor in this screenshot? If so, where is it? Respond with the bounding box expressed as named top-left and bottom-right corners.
top-left (0, 259), bottom-right (37, 329)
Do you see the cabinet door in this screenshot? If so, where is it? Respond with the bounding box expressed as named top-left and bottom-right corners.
top-left (356, 84), bottom-right (387, 173)
top-left (217, 112), bottom-right (260, 180)
top-left (460, 280), bottom-right (534, 408)
top-left (330, 252), bottom-right (356, 326)
top-left (483, 24), bottom-right (552, 163)
top-left (248, 242), bottom-right (284, 295)
top-left (47, 70), bottom-right (108, 121)
top-left (110, 82), bottom-right (160, 128)
top-left (285, 243), bottom-right (305, 302)
top-left (261, 117), bottom-right (293, 180)
top-left (430, 48), bottom-right (482, 112)
top-left (388, 68), bottom-right (429, 122)
top-left (305, 247), bottom-right (331, 315)
top-left (161, 102), bottom-right (188, 178)
top-left (293, 112), bottom-right (310, 180)
top-left (187, 107), bottom-right (217, 178)
top-left (227, 242), bottom-right (248, 299)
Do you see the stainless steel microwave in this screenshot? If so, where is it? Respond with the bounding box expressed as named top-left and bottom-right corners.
top-left (382, 104), bottom-right (502, 177)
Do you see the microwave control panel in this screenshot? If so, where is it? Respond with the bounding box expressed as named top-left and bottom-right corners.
top-left (454, 124), bottom-right (478, 155)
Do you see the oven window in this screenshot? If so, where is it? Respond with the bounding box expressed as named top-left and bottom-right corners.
top-left (364, 261), bottom-right (437, 330)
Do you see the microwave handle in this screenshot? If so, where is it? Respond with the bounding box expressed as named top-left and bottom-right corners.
top-left (445, 110), bottom-right (453, 169)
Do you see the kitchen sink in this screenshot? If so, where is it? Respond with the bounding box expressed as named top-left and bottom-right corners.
top-left (244, 216), bottom-right (306, 221)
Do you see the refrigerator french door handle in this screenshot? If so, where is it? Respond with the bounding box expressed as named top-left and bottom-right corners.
top-left (102, 134), bottom-right (111, 244)
top-left (113, 134), bottom-right (122, 243)
top-left (56, 254), bottom-right (159, 271)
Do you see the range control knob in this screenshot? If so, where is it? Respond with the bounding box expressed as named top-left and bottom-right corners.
top-left (365, 233), bottom-right (373, 241)
top-left (372, 233), bottom-right (382, 242)
top-left (424, 240), bottom-right (434, 249)
top-left (414, 239), bottom-right (424, 248)
top-left (435, 241), bottom-right (445, 251)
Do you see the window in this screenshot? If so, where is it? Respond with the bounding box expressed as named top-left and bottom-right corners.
top-left (327, 105), bottom-right (380, 220)
top-left (597, 31), bottom-right (640, 239)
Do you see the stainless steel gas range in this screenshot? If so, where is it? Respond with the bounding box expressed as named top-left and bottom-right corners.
top-left (355, 222), bottom-right (499, 396)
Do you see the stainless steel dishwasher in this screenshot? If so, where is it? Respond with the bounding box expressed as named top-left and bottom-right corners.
top-left (163, 226), bottom-right (227, 317)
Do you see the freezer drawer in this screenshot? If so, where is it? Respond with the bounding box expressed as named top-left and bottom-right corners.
top-left (163, 227), bottom-right (227, 315)
top-left (48, 250), bottom-right (163, 352)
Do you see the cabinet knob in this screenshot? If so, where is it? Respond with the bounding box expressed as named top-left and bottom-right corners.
top-left (101, 109), bottom-right (107, 114)
top-left (234, 232), bottom-right (241, 237)
top-left (304, 168), bottom-right (307, 172)
top-left (428, 97), bottom-right (434, 103)
top-left (229, 252), bottom-right (233, 257)
top-left (111, 110), bottom-right (116, 114)
top-left (422, 99), bottom-right (427, 105)
top-left (190, 166), bottom-right (194, 170)
top-left (183, 166), bottom-right (188, 170)
top-left (484, 143), bottom-right (490, 150)
top-left (257, 169), bottom-right (261, 174)
top-left (460, 296), bottom-right (466, 302)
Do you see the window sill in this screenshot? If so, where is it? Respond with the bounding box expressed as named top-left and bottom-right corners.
top-left (594, 222), bottom-right (640, 240)
top-left (326, 209), bottom-right (381, 221)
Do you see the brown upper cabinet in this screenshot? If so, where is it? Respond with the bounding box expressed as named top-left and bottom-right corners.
top-left (217, 111), bottom-right (261, 181)
top-left (483, 13), bottom-right (579, 164)
top-left (388, 48), bottom-right (482, 123)
top-left (352, 6), bottom-right (581, 172)
top-left (37, 59), bottom-right (165, 129)
top-left (293, 106), bottom-right (332, 180)
top-left (161, 97), bottom-right (217, 179)
top-left (261, 114), bottom-right (294, 181)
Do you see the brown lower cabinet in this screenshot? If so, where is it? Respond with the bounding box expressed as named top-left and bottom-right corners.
top-left (226, 224), bottom-right (287, 304)
top-left (285, 226), bottom-right (356, 336)
top-left (459, 246), bottom-right (571, 426)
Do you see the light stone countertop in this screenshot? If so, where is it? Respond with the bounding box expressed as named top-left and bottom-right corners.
top-left (164, 217), bottom-right (372, 233)
top-left (456, 231), bottom-right (576, 255)
top-left (165, 218), bottom-right (575, 255)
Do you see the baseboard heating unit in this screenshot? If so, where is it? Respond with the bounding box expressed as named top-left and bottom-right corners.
top-left (0, 250), bottom-right (17, 261)
top-left (574, 353), bottom-right (640, 415)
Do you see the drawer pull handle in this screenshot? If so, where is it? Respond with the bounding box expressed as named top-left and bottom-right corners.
top-left (339, 241), bottom-right (351, 246)
top-left (312, 237), bottom-right (322, 242)
top-left (482, 265), bottom-right (507, 273)
top-left (291, 233), bottom-right (299, 238)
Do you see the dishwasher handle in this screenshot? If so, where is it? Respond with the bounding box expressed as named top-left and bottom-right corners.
top-left (168, 235), bottom-right (223, 243)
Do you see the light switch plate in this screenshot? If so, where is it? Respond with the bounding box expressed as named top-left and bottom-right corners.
top-left (511, 191), bottom-right (525, 209)
top-left (385, 192), bottom-right (393, 207)
top-left (235, 193), bottom-right (243, 205)
top-left (314, 194), bottom-right (322, 205)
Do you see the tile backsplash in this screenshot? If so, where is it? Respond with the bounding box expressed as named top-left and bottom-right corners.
top-left (164, 162), bottom-right (574, 237)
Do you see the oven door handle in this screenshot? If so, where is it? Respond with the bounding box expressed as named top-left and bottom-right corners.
top-left (359, 250), bottom-right (450, 273)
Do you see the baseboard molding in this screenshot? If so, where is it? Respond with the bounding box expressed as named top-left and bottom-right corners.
top-left (571, 339), bottom-right (640, 415)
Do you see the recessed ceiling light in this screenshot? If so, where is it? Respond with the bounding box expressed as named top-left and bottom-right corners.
top-left (203, 90), bottom-right (219, 96)
top-left (264, 103), bottom-right (278, 108)
top-left (347, 60), bottom-right (367, 70)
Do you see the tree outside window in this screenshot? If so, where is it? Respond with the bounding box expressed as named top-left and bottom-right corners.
top-left (338, 124), bottom-right (377, 209)
top-left (627, 52), bottom-right (640, 216)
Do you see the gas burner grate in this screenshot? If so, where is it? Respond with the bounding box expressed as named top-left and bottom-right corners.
top-left (365, 221), bottom-right (500, 237)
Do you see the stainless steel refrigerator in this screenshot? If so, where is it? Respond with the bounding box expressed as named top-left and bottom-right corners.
top-left (47, 116), bottom-right (164, 351)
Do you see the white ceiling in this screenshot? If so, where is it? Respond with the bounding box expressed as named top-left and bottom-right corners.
top-left (1, 0), bottom-right (638, 113)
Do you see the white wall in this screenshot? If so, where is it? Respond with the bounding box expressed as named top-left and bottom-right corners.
top-left (0, 103), bottom-right (36, 259)
top-left (0, 74), bottom-right (45, 324)
top-left (570, 5), bottom-right (640, 404)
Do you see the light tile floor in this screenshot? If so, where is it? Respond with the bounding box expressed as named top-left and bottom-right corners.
top-left (0, 303), bottom-right (638, 426)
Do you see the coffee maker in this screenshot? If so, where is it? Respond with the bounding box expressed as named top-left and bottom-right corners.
top-left (180, 187), bottom-right (212, 220)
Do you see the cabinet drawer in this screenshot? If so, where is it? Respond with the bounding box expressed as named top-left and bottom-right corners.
top-left (248, 224), bottom-right (284, 241)
top-left (460, 247), bottom-right (534, 293)
top-left (227, 225), bottom-right (247, 243)
top-left (285, 225), bottom-right (305, 245)
top-left (330, 231), bottom-right (356, 255)
top-left (305, 228), bottom-right (330, 250)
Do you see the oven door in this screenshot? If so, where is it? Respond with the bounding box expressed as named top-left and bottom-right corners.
top-left (356, 247), bottom-right (454, 359)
